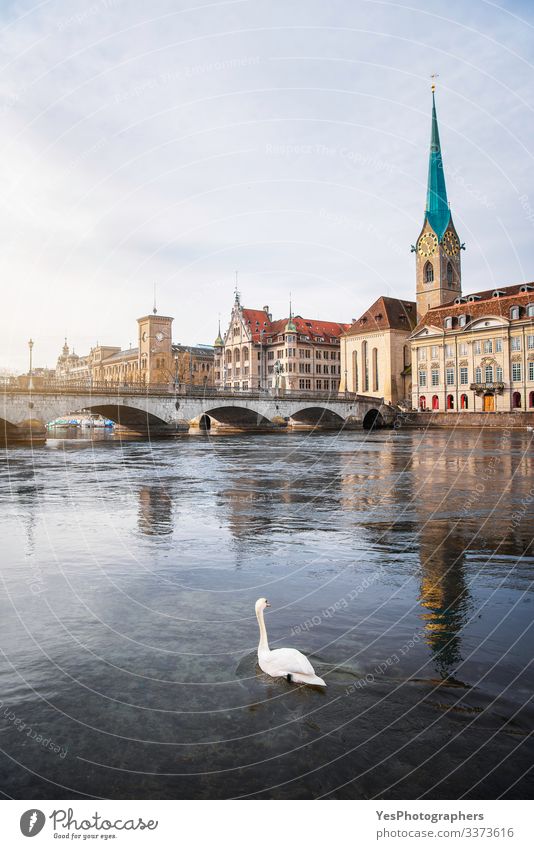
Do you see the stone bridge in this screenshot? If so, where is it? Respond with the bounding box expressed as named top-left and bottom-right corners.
top-left (0, 384), bottom-right (397, 444)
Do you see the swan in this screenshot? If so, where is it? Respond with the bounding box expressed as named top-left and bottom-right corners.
top-left (255, 598), bottom-right (326, 687)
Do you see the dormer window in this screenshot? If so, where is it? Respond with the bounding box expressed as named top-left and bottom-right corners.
top-left (519, 284), bottom-right (534, 292)
top-left (458, 314), bottom-right (467, 327)
top-left (467, 294), bottom-right (481, 302)
top-left (492, 290), bottom-right (505, 298)
top-left (444, 317), bottom-right (453, 329)
top-left (510, 306), bottom-right (520, 320)
top-left (454, 296), bottom-right (467, 304)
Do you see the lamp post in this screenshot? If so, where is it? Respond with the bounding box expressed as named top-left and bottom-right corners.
top-left (28, 338), bottom-right (34, 390)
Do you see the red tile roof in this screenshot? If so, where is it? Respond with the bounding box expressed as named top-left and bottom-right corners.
top-left (413, 283), bottom-right (534, 333)
top-left (344, 296), bottom-right (417, 335)
top-left (241, 308), bottom-right (350, 342)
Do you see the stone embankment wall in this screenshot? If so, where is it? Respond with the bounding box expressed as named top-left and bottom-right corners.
top-left (399, 411), bottom-right (534, 429)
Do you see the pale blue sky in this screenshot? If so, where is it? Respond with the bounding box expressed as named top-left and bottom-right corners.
top-left (1, 0), bottom-right (534, 370)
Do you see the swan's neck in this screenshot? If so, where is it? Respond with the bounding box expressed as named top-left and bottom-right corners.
top-left (256, 608), bottom-right (269, 653)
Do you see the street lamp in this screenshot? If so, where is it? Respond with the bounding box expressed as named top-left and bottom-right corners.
top-left (28, 338), bottom-right (34, 390)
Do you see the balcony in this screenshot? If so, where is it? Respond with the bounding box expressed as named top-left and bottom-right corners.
top-left (470, 382), bottom-right (505, 393)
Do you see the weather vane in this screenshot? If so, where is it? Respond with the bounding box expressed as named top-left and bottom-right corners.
top-left (430, 72), bottom-right (439, 92)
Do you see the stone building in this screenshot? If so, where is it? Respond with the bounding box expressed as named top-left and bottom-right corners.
top-left (56, 310), bottom-right (214, 388)
top-left (409, 87), bottom-right (534, 414)
top-left (214, 293), bottom-right (349, 392)
top-left (339, 296), bottom-right (416, 405)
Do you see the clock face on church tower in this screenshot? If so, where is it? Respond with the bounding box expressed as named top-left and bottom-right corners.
top-left (417, 232), bottom-right (438, 257)
top-left (442, 230), bottom-right (460, 256)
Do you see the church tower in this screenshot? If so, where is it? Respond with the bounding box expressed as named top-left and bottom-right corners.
top-left (414, 86), bottom-right (463, 321)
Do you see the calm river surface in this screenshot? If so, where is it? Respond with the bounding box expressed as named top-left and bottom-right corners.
top-left (1, 427), bottom-right (533, 799)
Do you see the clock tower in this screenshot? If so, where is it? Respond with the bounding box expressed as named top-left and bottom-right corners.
top-left (414, 86), bottom-right (463, 321)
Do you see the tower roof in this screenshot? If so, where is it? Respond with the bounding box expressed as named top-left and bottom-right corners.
top-left (425, 88), bottom-right (451, 240)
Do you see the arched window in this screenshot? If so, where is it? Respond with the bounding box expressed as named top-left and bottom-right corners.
top-left (527, 304), bottom-right (534, 318)
top-left (475, 366), bottom-right (482, 383)
top-left (372, 347), bottom-right (379, 391)
top-left (460, 394), bottom-right (468, 410)
top-left (447, 394), bottom-right (454, 410)
top-left (234, 348), bottom-right (240, 363)
top-left (513, 391), bottom-right (522, 408)
top-left (510, 306), bottom-right (520, 320)
top-left (485, 365), bottom-right (493, 383)
top-left (362, 341), bottom-right (369, 392)
top-left (447, 262), bottom-right (453, 285)
top-left (529, 391), bottom-right (534, 408)
top-left (352, 351), bottom-right (358, 392)
top-left (432, 395), bottom-right (439, 410)
top-left (242, 347), bottom-right (249, 361)
top-left (424, 261), bottom-right (434, 283)
top-left (403, 345), bottom-right (409, 368)
top-left (225, 349), bottom-right (232, 363)
top-left (419, 395), bottom-right (426, 410)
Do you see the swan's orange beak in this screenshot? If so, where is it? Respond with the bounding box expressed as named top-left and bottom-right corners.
top-left (265, 601), bottom-right (271, 607)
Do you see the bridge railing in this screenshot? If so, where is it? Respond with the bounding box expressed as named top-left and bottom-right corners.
top-left (1, 378), bottom-right (386, 406)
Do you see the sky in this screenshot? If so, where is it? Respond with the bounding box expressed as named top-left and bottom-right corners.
top-left (1, 0), bottom-right (534, 371)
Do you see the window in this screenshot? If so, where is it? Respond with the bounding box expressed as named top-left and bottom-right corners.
top-left (460, 394), bottom-right (468, 410)
top-left (445, 344), bottom-right (454, 357)
top-left (459, 342), bottom-right (468, 356)
top-left (483, 340), bottom-right (493, 353)
top-left (496, 338), bottom-right (503, 352)
top-left (529, 362), bottom-right (534, 382)
top-left (510, 306), bottom-right (520, 320)
top-left (444, 317), bottom-right (453, 329)
top-left (496, 366), bottom-right (503, 382)
top-left (446, 368), bottom-right (455, 385)
top-left (424, 261), bottom-right (434, 283)
top-left (316, 380), bottom-right (322, 390)
top-left (431, 345), bottom-right (439, 359)
top-left (267, 351), bottom-right (274, 360)
top-left (432, 395), bottom-right (439, 410)
top-left (513, 391), bottom-right (522, 408)
top-left (475, 367), bottom-right (482, 383)
top-left (458, 314), bottom-right (467, 328)
top-left (474, 341), bottom-right (481, 354)
top-left (447, 394), bottom-right (454, 409)
top-left (299, 379), bottom-right (311, 390)
top-left (419, 370), bottom-right (427, 387)
top-left (512, 362), bottom-right (522, 381)
top-left (527, 304), bottom-right (534, 318)
top-left (362, 341), bottom-right (369, 392)
top-left (447, 262), bottom-right (453, 285)
top-left (460, 367), bottom-right (468, 385)
top-left (528, 335), bottom-right (534, 350)
top-left (372, 347), bottom-right (379, 391)
top-left (511, 337), bottom-right (521, 351)
top-left (419, 395), bottom-right (426, 410)
top-left (315, 350), bottom-right (321, 359)
top-left (418, 347), bottom-right (427, 361)
top-left (485, 365), bottom-right (493, 382)
top-left (431, 369), bottom-right (439, 386)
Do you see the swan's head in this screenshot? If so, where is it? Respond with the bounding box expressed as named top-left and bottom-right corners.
top-left (255, 597), bottom-right (271, 614)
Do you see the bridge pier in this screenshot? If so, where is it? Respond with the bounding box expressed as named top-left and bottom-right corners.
top-left (1, 418), bottom-right (47, 447)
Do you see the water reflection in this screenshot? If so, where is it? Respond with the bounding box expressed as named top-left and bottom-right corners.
top-left (137, 485), bottom-right (173, 536)
top-left (418, 522), bottom-right (470, 678)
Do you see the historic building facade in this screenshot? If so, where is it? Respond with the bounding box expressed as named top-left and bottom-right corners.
top-left (409, 87), bottom-right (534, 414)
top-left (56, 310), bottom-right (214, 388)
top-left (339, 296), bottom-right (416, 405)
top-left (214, 294), bottom-right (349, 391)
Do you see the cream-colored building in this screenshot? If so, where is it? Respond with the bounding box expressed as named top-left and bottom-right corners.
top-left (339, 296), bottom-right (416, 405)
top-left (214, 293), bottom-right (349, 392)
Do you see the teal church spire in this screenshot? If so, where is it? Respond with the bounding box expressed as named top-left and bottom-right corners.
top-left (424, 87), bottom-right (450, 240)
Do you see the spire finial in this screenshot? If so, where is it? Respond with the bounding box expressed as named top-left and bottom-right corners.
top-left (234, 270), bottom-right (240, 305)
top-left (153, 282), bottom-right (157, 315)
top-left (289, 290), bottom-right (293, 319)
top-left (430, 72), bottom-right (439, 93)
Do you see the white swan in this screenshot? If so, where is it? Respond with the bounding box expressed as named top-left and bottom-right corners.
top-left (255, 598), bottom-right (326, 687)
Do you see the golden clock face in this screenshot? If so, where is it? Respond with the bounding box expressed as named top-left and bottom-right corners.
top-left (442, 230), bottom-right (460, 256)
top-left (417, 232), bottom-right (438, 257)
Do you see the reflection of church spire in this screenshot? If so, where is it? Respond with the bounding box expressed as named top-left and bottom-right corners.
top-left (418, 523), bottom-right (470, 678)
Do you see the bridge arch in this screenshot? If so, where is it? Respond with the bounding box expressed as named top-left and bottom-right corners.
top-left (202, 405), bottom-right (273, 428)
top-left (289, 406), bottom-right (345, 428)
top-left (72, 403), bottom-right (168, 431)
top-left (362, 408), bottom-right (385, 430)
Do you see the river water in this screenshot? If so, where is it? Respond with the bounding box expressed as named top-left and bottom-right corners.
top-left (0, 427), bottom-right (533, 799)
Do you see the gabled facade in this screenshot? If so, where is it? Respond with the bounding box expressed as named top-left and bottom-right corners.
top-left (339, 296), bottom-right (416, 405)
top-left (214, 293), bottom-right (349, 391)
